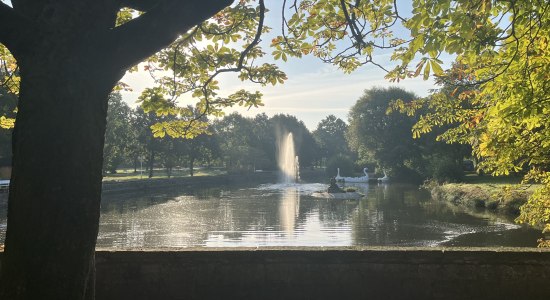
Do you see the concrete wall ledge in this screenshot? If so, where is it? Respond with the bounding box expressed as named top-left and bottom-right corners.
top-left (88, 247), bottom-right (550, 300)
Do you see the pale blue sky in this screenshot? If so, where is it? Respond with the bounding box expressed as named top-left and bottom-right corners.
top-left (115, 1), bottom-right (438, 130)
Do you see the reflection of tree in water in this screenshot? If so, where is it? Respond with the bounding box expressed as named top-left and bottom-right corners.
top-left (350, 184), bottom-right (445, 246)
top-left (92, 182), bottom-right (536, 248)
top-left (316, 199), bottom-right (359, 225)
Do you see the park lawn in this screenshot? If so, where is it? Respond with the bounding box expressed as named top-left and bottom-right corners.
top-left (102, 168), bottom-right (226, 182)
top-left (429, 174), bottom-right (540, 217)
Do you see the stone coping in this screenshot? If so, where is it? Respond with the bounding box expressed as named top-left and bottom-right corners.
top-left (1, 246), bottom-right (549, 253)
top-left (94, 246), bottom-right (550, 251)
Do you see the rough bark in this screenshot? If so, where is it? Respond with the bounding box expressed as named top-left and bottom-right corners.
top-left (0, 0), bottom-right (234, 299)
top-left (0, 49), bottom-right (116, 299)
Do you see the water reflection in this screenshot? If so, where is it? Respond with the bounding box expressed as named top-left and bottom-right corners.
top-left (279, 186), bottom-right (300, 233)
top-left (0, 183), bottom-right (542, 247)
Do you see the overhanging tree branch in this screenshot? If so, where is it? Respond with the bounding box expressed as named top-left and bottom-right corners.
top-left (119, 0), bottom-right (161, 11)
top-left (107, 0), bottom-right (233, 72)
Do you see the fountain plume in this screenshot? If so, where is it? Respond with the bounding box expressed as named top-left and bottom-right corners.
top-left (278, 132), bottom-right (300, 183)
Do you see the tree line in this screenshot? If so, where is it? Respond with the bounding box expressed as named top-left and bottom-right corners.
top-left (100, 92), bottom-right (319, 177)
top-left (95, 87), bottom-right (467, 182)
top-left (0, 85), bottom-right (467, 182)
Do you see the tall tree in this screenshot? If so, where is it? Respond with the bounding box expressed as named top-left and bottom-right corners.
top-left (348, 87), bottom-right (466, 181)
top-left (313, 115), bottom-right (351, 166)
top-left (103, 93), bottom-right (134, 174)
top-left (213, 112), bottom-right (258, 173)
top-left (133, 107), bottom-right (164, 178)
top-left (251, 113), bottom-right (276, 171)
top-left (0, 1), bottom-right (235, 298)
top-left (347, 87), bottom-right (423, 179)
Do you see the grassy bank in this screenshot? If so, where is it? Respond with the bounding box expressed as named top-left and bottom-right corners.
top-left (102, 168), bottom-right (226, 182)
top-left (427, 174), bottom-right (538, 217)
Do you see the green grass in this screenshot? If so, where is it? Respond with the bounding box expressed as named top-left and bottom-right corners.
top-left (102, 168), bottom-right (226, 181)
top-left (461, 172), bottom-right (523, 185)
top-left (428, 174), bottom-right (540, 217)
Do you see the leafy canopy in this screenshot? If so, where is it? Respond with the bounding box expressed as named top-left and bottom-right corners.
top-left (387, 1), bottom-right (550, 245)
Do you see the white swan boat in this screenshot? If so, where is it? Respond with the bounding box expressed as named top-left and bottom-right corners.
top-left (335, 168), bottom-right (369, 183)
top-left (377, 171), bottom-right (389, 183)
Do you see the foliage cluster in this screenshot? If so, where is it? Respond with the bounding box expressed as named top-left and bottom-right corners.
top-left (68, 94), bottom-right (321, 176)
top-left (386, 1), bottom-right (550, 245)
top-left (348, 87), bottom-right (466, 182)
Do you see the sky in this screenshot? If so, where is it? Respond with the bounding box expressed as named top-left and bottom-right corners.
top-left (119, 1), bottom-right (438, 130)
top-left (121, 58), bottom-right (436, 130)
top-left (0, 0), bottom-right (438, 130)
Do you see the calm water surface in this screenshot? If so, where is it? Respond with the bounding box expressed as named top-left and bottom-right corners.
top-left (0, 182), bottom-right (540, 247)
top-left (94, 182), bottom-right (540, 248)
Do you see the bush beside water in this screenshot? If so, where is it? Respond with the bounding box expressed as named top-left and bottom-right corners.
top-left (425, 179), bottom-right (531, 217)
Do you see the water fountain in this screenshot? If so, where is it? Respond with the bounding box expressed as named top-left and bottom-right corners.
top-left (278, 132), bottom-right (300, 183)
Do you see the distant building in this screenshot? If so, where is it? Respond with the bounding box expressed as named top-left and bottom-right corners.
top-left (0, 157), bottom-right (11, 179)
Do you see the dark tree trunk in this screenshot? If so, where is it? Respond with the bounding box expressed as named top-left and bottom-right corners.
top-left (0, 1), bottom-right (233, 299)
top-left (190, 156), bottom-right (195, 177)
top-left (0, 50), bottom-right (116, 299)
top-left (148, 150), bottom-right (155, 178)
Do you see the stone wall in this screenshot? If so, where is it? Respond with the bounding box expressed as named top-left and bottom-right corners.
top-left (91, 247), bottom-right (550, 300)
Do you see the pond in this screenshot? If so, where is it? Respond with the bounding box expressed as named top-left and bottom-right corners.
top-left (0, 182), bottom-right (541, 248)
top-left (94, 182), bottom-right (540, 248)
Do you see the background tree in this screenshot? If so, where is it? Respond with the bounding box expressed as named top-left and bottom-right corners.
top-left (133, 107), bottom-right (164, 178)
top-left (128, 108), bottom-right (149, 173)
top-left (313, 115), bottom-right (352, 168)
top-left (0, 43), bottom-right (17, 131)
top-left (270, 114), bottom-right (319, 169)
top-left (348, 87), bottom-right (422, 180)
top-left (177, 110), bottom-right (220, 177)
top-left (250, 113), bottom-right (276, 171)
top-left (348, 87), bottom-right (465, 182)
top-left (181, 131), bottom-right (220, 176)
top-left (213, 112), bottom-right (258, 173)
top-left (0, 83), bottom-right (16, 160)
top-left (103, 93), bottom-right (134, 174)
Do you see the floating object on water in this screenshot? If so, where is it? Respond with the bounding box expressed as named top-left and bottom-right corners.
top-left (377, 171), bottom-right (389, 183)
top-left (312, 176), bottom-right (364, 199)
top-left (335, 167), bottom-right (369, 183)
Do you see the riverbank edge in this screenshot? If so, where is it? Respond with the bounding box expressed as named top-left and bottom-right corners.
top-left (101, 169), bottom-right (327, 194)
top-left (101, 172), bottom-right (276, 194)
top-left (427, 181), bottom-right (531, 218)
